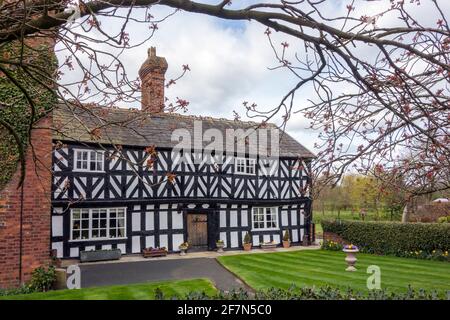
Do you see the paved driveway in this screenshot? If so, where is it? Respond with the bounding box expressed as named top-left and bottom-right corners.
top-left (79, 257), bottom-right (249, 292)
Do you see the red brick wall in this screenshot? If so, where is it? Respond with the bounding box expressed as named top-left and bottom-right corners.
top-left (141, 70), bottom-right (166, 113)
top-left (0, 116), bottom-right (53, 289)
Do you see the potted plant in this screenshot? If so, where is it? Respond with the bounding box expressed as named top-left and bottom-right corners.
top-left (179, 242), bottom-right (189, 256)
top-left (282, 230), bottom-right (290, 248)
top-left (342, 244), bottom-right (359, 271)
top-left (142, 247), bottom-right (168, 258)
top-left (243, 232), bottom-right (252, 251)
top-left (50, 249), bottom-right (62, 268)
top-left (216, 240), bottom-right (225, 253)
top-left (260, 240), bottom-right (277, 249)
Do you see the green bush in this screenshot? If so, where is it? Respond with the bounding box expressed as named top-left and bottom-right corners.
top-left (438, 216), bottom-right (450, 223)
top-left (322, 220), bottom-right (450, 257)
top-left (0, 285), bottom-right (34, 297)
top-left (243, 232), bottom-right (251, 244)
top-left (283, 230), bottom-right (290, 242)
top-left (0, 266), bottom-right (56, 296)
top-left (321, 240), bottom-right (343, 251)
top-left (180, 285), bottom-right (445, 300)
top-left (29, 266), bottom-right (56, 292)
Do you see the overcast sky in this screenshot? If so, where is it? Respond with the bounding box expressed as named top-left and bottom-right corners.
top-left (57, 0), bottom-right (450, 154)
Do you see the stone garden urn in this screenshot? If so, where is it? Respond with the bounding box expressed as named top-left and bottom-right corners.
top-left (179, 242), bottom-right (189, 256)
top-left (342, 244), bottom-right (359, 271)
top-left (216, 241), bottom-right (225, 253)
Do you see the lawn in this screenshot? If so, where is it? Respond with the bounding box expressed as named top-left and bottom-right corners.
top-left (218, 250), bottom-right (450, 294)
top-left (0, 278), bottom-right (217, 300)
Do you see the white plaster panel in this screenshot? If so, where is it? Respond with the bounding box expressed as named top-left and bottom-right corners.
top-left (159, 211), bottom-right (168, 230)
top-left (230, 232), bottom-right (238, 248)
top-left (230, 211), bottom-right (238, 227)
top-left (132, 212), bottom-right (141, 232)
top-left (52, 215), bottom-right (63, 237)
top-left (220, 232), bottom-right (227, 248)
top-left (291, 211), bottom-right (298, 225)
top-left (172, 234), bottom-right (184, 252)
top-left (292, 229), bottom-right (299, 242)
top-left (145, 212), bottom-right (154, 230)
top-left (273, 234), bottom-right (280, 244)
top-left (117, 243), bottom-right (126, 254)
top-left (172, 212), bottom-right (183, 229)
top-left (132, 236), bottom-right (141, 253)
top-left (52, 242), bottom-right (63, 258)
top-left (145, 236), bottom-right (155, 248)
top-left (241, 211), bottom-right (248, 227)
top-left (159, 234), bottom-right (168, 249)
top-left (69, 247), bottom-right (79, 258)
top-left (281, 212), bottom-right (288, 226)
top-left (220, 211), bottom-right (227, 228)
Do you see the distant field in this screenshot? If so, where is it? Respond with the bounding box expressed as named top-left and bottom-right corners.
top-left (312, 210), bottom-right (401, 236)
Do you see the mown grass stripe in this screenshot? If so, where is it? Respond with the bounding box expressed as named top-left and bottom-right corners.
top-left (217, 249), bottom-right (450, 294)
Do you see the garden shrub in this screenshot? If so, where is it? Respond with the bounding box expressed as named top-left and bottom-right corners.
top-left (0, 266), bottom-right (56, 296)
top-left (438, 216), bottom-right (450, 223)
top-left (28, 266), bottom-right (56, 292)
top-left (321, 240), bottom-right (343, 251)
top-left (175, 285), bottom-right (445, 300)
top-left (243, 232), bottom-right (251, 244)
top-left (322, 220), bottom-right (450, 259)
top-left (283, 230), bottom-right (290, 242)
top-left (0, 285), bottom-right (34, 297)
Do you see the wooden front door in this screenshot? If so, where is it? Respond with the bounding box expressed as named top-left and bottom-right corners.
top-left (187, 214), bottom-right (208, 247)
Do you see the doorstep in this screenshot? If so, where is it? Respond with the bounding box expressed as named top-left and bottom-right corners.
top-left (60, 244), bottom-right (320, 268)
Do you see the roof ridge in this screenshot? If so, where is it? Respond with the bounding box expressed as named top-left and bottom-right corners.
top-left (57, 101), bottom-right (277, 127)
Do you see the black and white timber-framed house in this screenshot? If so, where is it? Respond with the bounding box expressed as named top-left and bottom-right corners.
top-left (50, 48), bottom-right (315, 258)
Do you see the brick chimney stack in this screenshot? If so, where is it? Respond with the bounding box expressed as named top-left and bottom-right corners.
top-left (139, 47), bottom-right (168, 113)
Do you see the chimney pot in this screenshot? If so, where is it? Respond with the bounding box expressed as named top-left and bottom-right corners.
top-left (139, 47), bottom-right (168, 113)
top-left (149, 46), bottom-right (156, 57)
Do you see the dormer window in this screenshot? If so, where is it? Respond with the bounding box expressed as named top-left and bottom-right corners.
top-left (235, 157), bottom-right (256, 175)
top-left (74, 149), bottom-right (104, 172)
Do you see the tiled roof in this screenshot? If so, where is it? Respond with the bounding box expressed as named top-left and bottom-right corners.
top-left (52, 103), bottom-right (315, 158)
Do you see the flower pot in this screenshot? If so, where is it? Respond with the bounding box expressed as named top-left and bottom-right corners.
top-left (179, 249), bottom-right (187, 256)
top-left (216, 244), bottom-right (224, 253)
top-left (343, 248), bottom-right (359, 271)
top-left (243, 243), bottom-right (252, 251)
top-left (282, 240), bottom-right (290, 248)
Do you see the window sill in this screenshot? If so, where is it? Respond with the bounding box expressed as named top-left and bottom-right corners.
top-left (69, 237), bottom-right (127, 242)
top-left (73, 170), bottom-right (106, 173)
top-left (251, 228), bottom-right (279, 232)
top-left (233, 172), bottom-right (256, 176)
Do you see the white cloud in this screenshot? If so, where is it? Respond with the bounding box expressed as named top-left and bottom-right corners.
top-left (57, 1), bottom-right (450, 153)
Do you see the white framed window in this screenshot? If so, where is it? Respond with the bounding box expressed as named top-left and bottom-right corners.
top-left (252, 207), bottom-right (278, 230)
top-left (74, 149), bottom-right (104, 172)
top-left (70, 208), bottom-right (126, 241)
top-left (235, 157), bottom-right (256, 175)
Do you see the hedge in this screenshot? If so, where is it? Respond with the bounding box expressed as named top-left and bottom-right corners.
top-left (321, 220), bottom-right (450, 255)
top-left (180, 286), bottom-right (446, 300)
